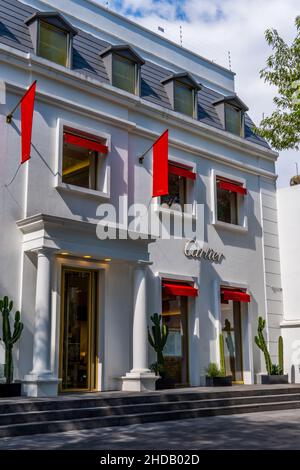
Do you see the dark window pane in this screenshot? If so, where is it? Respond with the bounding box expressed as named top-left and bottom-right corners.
top-left (225, 104), bottom-right (242, 136)
top-left (112, 55), bottom-right (136, 94)
top-left (174, 82), bottom-right (194, 117)
top-left (161, 173), bottom-right (186, 210)
top-left (62, 137), bottom-right (97, 189)
top-left (38, 21), bottom-right (68, 66)
top-left (217, 186), bottom-right (238, 224)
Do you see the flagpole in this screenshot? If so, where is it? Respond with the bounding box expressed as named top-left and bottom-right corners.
top-left (138, 129), bottom-right (168, 164)
top-left (6, 80), bottom-right (37, 124)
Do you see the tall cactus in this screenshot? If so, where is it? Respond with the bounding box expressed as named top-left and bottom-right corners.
top-left (219, 333), bottom-right (226, 376)
top-left (278, 335), bottom-right (284, 375)
top-left (255, 316), bottom-right (272, 375)
top-left (0, 296), bottom-right (24, 384)
top-left (148, 313), bottom-right (169, 375)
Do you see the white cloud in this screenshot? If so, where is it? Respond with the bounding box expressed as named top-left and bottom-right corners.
top-left (107, 0), bottom-right (300, 187)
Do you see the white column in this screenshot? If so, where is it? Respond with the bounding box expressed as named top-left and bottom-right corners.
top-left (121, 261), bottom-right (157, 391)
top-left (131, 264), bottom-right (149, 373)
top-left (32, 249), bottom-right (52, 374)
top-left (23, 248), bottom-right (59, 397)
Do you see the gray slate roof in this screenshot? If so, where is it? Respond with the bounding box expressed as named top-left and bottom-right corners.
top-left (0, 0), bottom-right (270, 149)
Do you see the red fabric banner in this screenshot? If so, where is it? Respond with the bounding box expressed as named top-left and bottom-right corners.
top-left (64, 133), bottom-right (108, 154)
top-left (169, 163), bottom-right (196, 181)
top-left (163, 281), bottom-right (198, 297)
top-left (152, 129), bottom-right (169, 197)
top-left (221, 288), bottom-right (251, 303)
top-left (218, 180), bottom-right (247, 195)
top-left (20, 81), bottom-right (36, 164)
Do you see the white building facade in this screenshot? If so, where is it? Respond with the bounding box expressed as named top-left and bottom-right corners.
top-left (0, 0), bottom-right (285, 397)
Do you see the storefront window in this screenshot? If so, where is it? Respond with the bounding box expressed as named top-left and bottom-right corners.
top-left (161, 173), bottom-right (186, 210)
top-left (221, 300), bottom-right (243, 383)
top-left (217, 183), bottom-right (238, 224)
top-left (162, 293), bottom-right (188, 385)
top-left (62, 141), bottom-right (96, 189)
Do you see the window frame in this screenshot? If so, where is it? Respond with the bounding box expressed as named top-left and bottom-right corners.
top-left (173, 80), bottom-right (197, 118)
top-left (155, 157), bottom-right (197, 219)
top-left (211, 169), bottom-right (248, 232)
top-left (55, 119), bottom-right (111, 199)
top-left (111, 53), bottom-right (138, 95)
top-left (224, 103), bottom-right (244, 137)
top-left (37, 20), bottom-right (70, 67)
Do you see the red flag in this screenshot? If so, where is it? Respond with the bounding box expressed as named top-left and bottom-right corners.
top-left (152, 129), bottom-right (169, 197)
top-left (20, 81), bottom-right (36, 164)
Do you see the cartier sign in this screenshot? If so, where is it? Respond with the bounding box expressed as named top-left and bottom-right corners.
top-left (184, 239), bottom-right (224, 263)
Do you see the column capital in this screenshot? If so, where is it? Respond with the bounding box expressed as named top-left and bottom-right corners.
top-left (136, 260), bottom-right (153, 268)
top-left (34, 247), bottom-right (57, 257)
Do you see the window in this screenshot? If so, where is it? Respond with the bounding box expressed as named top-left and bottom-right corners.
top-left (38, 21), bottom-right (68, 66)
top-left (174, 81), bottom-right (195, 117)
top-left (62, 130), bottom-right (108, 190)
top-left (225, 103), bottom-right (243, 136)
top-left (112, 54), bottom-right (137, 94)
top-left (161, 163), bottom-right (196, 211)
top-left (216, 178), bottom-right (247, 226)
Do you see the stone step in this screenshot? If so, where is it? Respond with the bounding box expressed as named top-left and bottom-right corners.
top-left (1, 385), bottom-right (300, 414)
top-left (1, 392), bottom-right (300, 426)
top-left (0, 398), bottom-right (300, 437)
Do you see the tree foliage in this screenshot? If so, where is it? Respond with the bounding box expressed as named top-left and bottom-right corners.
top-left (256, 16), bottom-right (300, 150)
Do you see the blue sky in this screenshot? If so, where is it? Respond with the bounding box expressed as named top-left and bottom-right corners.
top-left (103, 0), bottom-right (300, 187)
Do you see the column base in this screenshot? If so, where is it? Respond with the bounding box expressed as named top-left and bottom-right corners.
top-left (22, 373), bottom-right (61, 397)
top-left (121, 371), bottom-right (157, 392)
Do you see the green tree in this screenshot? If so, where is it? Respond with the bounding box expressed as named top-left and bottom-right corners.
top-left (256, 16), bottom-right (300, 150)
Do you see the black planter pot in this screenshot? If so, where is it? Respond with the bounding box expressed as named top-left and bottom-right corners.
top-left (261, 374), bottom-right (289, 385)
top-left (155, 376), bottom-right (176, 390)
top-left (206, 376), bottom-right (232, 387)
top-left (0, 382), bottom-right (22, 397)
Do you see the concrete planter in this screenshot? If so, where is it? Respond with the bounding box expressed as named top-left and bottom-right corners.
top-left (261, 374), bottom-right (289, 385)
top-left (0, 382), bottom-right (22, 397)
top-left (206, 376), bottom-right (232, 387)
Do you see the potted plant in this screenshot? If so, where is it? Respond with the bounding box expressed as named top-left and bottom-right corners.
top-left (205, 362), bottom-right (232, 386)
top-left (205, 334), bottom-right (232, 386)
top-left (0, 296), bottom-right (24, 397)
top-left (255, 316), bottom-right (288, 384)
top-left (148, 313), bottom-right (175, 390)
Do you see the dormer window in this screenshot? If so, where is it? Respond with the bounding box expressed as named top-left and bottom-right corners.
top-left (25, 12), bottom-right (77, 68)
top-left (213, 95), bottom-right (248, 137)
top-left (161, 72), bottom-right (201, 119)
top-left (38, 21), bottom-right (68, 66)
top-left (100, 45), bottom-right (145, 96)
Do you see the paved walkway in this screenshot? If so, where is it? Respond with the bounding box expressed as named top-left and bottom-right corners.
top-left (0, 409), bottom-right (300, 450)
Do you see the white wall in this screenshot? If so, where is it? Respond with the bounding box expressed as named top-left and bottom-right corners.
top-left (278, 185), bottom-right (300, 382)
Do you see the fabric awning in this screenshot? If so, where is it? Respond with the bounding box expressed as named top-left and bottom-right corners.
top-left (169, 163), bottom-right (196, 181)
top-left (163, 281), bottom-right (198, 297)
top-left (217, 180), bottom-right (247, 195)
top-left (64, 132), bottom-right (108, 154)
top-left (221, 288), bottom-right (251, 303)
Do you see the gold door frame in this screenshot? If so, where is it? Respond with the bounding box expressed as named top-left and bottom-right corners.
top-left (59, 267), bottom-right (98, 393)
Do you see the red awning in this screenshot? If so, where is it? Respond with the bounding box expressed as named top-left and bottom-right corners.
top-left (163, 281), bottom-right (198, 297)
top-left (169, 163), bottom-right (196, 181)
top-left (64, 132), bottom-right (108, 154)
top-left (221, 288), bottom-right (251, 303)
top-left (217, 180), bottom-right (247, 195)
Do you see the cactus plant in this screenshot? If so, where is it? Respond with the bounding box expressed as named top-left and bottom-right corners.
top-left (254, 316), bottom-right (272, 375)
top-left (0, 296), bottom-right (23, 384)
top-left (278, 335), bottom-right (284, 375)
top-left (148, 313), bottom-right (169, 376)
top-left (219, 333), bottom-right (226, 376)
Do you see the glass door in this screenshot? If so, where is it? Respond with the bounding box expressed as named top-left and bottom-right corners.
top-left (162, 294), bottom-right (189, 386)
top-left (60, 269), bottom-right (97, 391)
top-left (221, 301), bottom-right (243, 383)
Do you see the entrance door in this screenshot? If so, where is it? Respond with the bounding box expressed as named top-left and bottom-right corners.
top-left (221, 301), bottom-right (243, 383)
top-left (162, 294), bottom-right (189, 386)
top-left (60, 269), bottom-right (97, 391)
